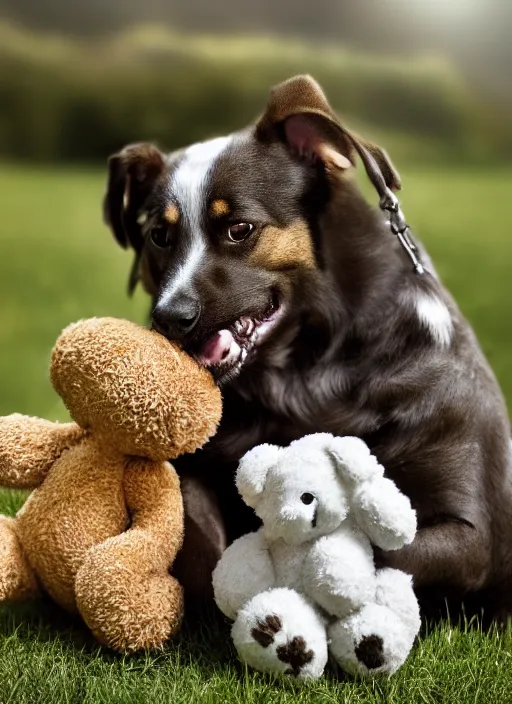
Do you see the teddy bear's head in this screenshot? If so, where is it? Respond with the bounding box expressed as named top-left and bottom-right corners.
top-left (50, 317), bottom-right (222, 461)
top-left (236, 433), bottom-right (416, 550)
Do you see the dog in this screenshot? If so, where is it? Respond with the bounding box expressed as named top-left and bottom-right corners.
top-left (103, 75), bottom-right (512, 622)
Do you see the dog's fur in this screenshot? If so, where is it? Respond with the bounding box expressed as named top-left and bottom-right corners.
top-left (104, 76), bottom-right (512, 622)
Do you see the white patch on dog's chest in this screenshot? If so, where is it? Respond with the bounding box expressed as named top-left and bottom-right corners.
top-left (269, 539), bottom-right (308, 591)
top-left (414, 292), bottom-right (453, 347)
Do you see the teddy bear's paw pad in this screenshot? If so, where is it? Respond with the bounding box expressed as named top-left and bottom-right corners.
top-left (232, 588), bottom-right (328, 679)
top-left (251, 614), bottom-right (282, 648)
top-left (277, 635), bottom-right (315, 677)
top-left (354, 634), bottom-right (385, 670)
top-left (328, 603), bottom-right (417, 677)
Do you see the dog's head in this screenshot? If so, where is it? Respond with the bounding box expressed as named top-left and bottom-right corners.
top-left (104, 75), bottom-right (400, 384)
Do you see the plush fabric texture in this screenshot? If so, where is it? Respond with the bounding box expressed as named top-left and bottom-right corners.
top-left (51, 317), bottom-right (221, 461)
top-left (0, 317), bottom-right (222, 652)
top-left (213, 433), bottom-right (421, 679)
top-left (0, 515), bottom-right (40, 602)
top-left (232, 588), bottom-right (328, 680)
top-left (0, 414), bottom-right (84, 489)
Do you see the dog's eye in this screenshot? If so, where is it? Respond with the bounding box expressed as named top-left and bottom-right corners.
top-left (300, 492), bottom-right (315, 505)
top-left (150, 226), bottom-right (172, 249)
top-left (227, 223), bottom-right (254, 242)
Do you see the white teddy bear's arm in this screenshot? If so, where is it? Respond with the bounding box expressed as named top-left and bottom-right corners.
top-left (328, 435), bottom-right (417, 551)
top-left (353, 478), bottom-right (417, 552)
top-left (212, 528), bottom-right (276, 621)
top-left (301, 525), bottom-right (377, 619)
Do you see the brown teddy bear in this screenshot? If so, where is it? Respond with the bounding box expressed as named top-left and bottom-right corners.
top-left (0, 317), bottom-right (222, 652)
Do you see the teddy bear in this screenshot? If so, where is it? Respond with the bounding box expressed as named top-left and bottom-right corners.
top-left (0, 317), bottom-right (222, 652)
top-left (212, 433), bottom-right (420, 679)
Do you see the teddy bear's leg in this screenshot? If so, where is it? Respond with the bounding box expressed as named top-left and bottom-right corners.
top-left (212, 528), bottom-right (276, 621)
top-left (328, 569), bottom-right (420, 677)
top-left (75, 534), bottom-right (184, 652)
top-left (231, 588), bottom-right (328, 680)
top-left (374, 567), bottom-right (421, 636)
top-left (75, 458), bottom-right (185, 652)
top-left (0, 516), bottom-right (39, 601)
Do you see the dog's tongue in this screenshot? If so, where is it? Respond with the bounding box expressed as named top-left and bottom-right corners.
top-left (199, 329), bottom-right (239, 366)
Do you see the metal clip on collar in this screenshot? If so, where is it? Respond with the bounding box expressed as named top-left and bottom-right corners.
top-left (349, 139), bottom-right (426, 276)
top-left (379, 189), bottom-right (425, 276)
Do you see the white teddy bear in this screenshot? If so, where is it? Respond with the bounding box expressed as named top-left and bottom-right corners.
top-left (212, 433), bottom-right (421, 680)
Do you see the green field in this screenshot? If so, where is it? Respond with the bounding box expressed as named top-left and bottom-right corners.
top-left (0, 164), bottom-right (511, 703)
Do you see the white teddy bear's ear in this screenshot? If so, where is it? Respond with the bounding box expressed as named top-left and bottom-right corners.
top-left (327, 436), bottom-right (384, 484)
top-left (236, 443), bottom-right (281, 508)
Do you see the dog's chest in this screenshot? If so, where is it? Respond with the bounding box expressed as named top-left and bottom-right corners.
top-left (269, 539), bottom-right (308, 591)
top-left (217, 369), bottom-right (383, 465)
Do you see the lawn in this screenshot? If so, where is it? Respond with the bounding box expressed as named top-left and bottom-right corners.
top-left (0, 163), bottom-right (511, 703)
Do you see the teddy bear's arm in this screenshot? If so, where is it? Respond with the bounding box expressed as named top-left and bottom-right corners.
top-left (327, 435), bottom-right (417, 551)
top-left (212, 528), bottom-right (276, 621)
top-left (122, 458), bottom-right (184, 562)
top-left (0, 414), bottom-right (84, 489)
top-left (353, 478), bottom-right (417, 551)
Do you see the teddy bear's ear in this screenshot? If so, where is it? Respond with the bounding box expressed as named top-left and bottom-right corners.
top-left (327, 436), bottom-right (383, 484)
top-left (236, 444), bottom-right (281, 509)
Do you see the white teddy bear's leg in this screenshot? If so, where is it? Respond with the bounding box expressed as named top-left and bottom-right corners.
top-left (374, 567), bottom-right (421, 635)
top-left (328, 568), bottom-right (420, 677)
top-left (212, 529), bottom-right (276, 621)
top-left (231, 588), bottom-right (328, 680)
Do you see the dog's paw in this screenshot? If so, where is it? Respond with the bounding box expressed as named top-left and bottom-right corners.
top-left (232, 588), bottom-right (328, 680)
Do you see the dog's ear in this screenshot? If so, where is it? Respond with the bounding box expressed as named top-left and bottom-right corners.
top-left (103, 143), bottom-right (166, 295)
top-left (103, 143), bottom-right (166, 252)
top-left (257, 75), bottom-right (401, 191)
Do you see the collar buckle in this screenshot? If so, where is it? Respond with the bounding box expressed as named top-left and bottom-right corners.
top-left (379, 188), bottom-right (425, 275)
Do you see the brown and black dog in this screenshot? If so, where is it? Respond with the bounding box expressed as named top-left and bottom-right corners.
top-left (104, 75), bottom-right (512, 623)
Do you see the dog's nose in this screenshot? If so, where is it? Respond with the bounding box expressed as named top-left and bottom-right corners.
top-left (152, 293), bottom-right (201, 340)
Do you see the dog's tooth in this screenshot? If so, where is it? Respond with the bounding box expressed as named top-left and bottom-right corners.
top-left (234, 320), bottom-right (244, 334)
top-left (241, 348), bottom-right (248, 362)
top-left (246, 319), bottom-right (255, 335)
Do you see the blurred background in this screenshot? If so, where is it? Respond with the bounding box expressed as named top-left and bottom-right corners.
top-left (0, 0), bottom-right (511, 421)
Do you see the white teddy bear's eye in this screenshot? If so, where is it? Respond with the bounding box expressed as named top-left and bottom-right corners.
top-left (300, 492), bottom-right (315, 505)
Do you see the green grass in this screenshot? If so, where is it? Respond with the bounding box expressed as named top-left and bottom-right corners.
top-left (2, 600), bottom-right (512, 704)
top-left (0, 163), bottom-right (511, 703)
